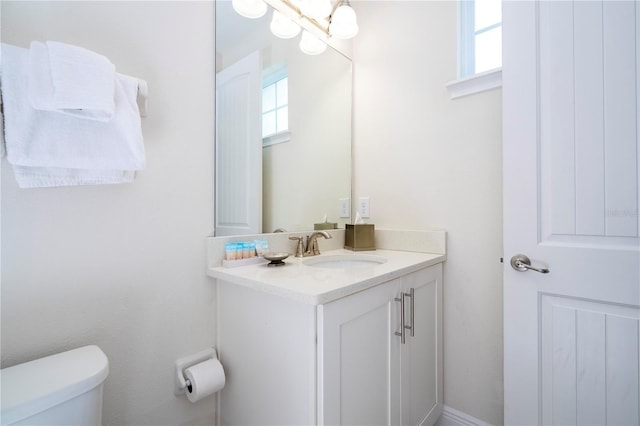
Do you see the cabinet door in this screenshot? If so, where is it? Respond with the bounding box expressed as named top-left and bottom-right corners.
top-left (318, 280), bottom-right (401, 426)
top-left (400, 264), bottom-right (443, 426)
top-left (217, 282), bottom-right (317, 425)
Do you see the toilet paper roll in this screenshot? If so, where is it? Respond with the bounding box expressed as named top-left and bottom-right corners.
top-left (184, 358), bottom-right (225, 403)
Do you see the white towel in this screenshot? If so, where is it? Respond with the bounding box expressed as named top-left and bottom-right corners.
top-left (1, 43), bottom-right (145, 188)
top-left (11, 166), bottom-right (135, 188)
top-left (28, 41), bottom-right (116, 122)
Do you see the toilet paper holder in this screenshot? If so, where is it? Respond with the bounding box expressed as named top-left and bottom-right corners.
top-left (174, 348), bottom-right (218, 395)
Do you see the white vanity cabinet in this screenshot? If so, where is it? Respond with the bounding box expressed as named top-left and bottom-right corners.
top-left (216, 282), bottom-right (317, 425)
top-left (318, 263), bottom-right (443, 426)
top-left (215, 262), bottom-right (443, 426)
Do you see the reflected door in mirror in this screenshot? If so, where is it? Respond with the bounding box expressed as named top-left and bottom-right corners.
top-left (215, 51), bottom-right (262, 236)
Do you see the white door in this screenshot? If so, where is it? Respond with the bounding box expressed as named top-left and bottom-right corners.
top-left (503, 1), bottom-right (640, 425)
top-left (215, 51), bottom-right (262, 236)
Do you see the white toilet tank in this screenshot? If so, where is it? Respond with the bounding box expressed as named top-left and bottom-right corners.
top-left (0, 345), bottom-right (109, 426)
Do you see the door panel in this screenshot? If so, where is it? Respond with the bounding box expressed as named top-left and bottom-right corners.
top-left (503, 1), bottom-right (640, 424)
top-left (539, 0), bottom-right (639, 241)
top-left (400, 265), bottom-right (442, 426)
top-left (540, 295), bottom-right (639, 425)
top-left (215, 51), bottom-right (261, 236)
top-left (318, 280), bottom-right (400, 425)
top-left (341, 303), bottom-right (393, 424)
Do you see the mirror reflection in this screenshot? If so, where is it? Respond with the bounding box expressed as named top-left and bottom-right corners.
top-left (215, 1), bottom-right (352, 236)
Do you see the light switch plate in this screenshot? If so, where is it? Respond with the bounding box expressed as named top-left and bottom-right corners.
top-left (358, 197), bottom-right (370, 218)
top-left (339, 198), bottom-right (351, 218)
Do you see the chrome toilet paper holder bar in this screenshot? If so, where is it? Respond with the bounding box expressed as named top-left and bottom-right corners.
top-left (174, 348), bottom-right (217, 395)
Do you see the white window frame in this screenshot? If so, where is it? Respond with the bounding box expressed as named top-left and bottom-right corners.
top-left (446, 0), bottom-right (502, 99)
top-left (262, 66), bottom-right (291, 147)
top-left (459, 0), bottom-right (477, 78)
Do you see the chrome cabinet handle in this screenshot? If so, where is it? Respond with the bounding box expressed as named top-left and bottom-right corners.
top-left (395, 293), bottom-right (406, 344)
top-left (395, 288), bottom-right (415, 344)
top-left (510, 254), bottom-right (549, 274)
top-left (407, 288), bottom-right (415, 337)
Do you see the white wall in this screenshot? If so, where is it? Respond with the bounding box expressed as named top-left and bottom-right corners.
top-left (0, 2), bottom-right (216, 425)
top-left (352, 2), bottom-right (504, 424)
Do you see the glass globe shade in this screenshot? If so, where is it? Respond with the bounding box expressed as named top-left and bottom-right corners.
top-left (329, 4), bottom-right (358, 39)
top-left (299, 30), bottom-right (327, 55)
top-left (270, 10), bottom-right (301, 39)
top-left (232, 0), bottom-right (267, 19)
top-left (300, 0), bottom-right (332, 20)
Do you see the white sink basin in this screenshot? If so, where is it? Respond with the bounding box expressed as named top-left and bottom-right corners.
top-left (303, 254), bottom-right (387, 269)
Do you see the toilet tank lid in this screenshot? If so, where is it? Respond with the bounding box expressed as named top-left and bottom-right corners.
top-left (0, 345), bottom-right (109, 425)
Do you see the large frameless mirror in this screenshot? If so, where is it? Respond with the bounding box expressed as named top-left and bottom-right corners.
top-left (214, 0), bottom-right (352, 236)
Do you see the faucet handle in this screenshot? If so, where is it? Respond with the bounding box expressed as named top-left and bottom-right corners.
top-left (288, 236), bottom-right (305, 257)
top-left (309, 236), bottom-right (319, 255)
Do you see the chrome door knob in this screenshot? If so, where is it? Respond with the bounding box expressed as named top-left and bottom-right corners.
top-left (510, 254), bottom-right (550, 274)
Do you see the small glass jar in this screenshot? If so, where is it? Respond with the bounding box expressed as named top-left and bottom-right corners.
top-left (242, 242), bottom-right (255, 258)
top-left (254, 239), bottom-right (268, 256)
top-left (225, 243), bottom-right (238, 260)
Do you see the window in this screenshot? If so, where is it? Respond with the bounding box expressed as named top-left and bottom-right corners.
top-left (262, 67), bottom-right (290, 146)
top-left (459, 0), bottom-right (502, 77)
top-left (447, 0), bottom-right (502, 98)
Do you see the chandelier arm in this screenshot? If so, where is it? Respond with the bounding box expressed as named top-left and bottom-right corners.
top-left (264, 0), bottom-right (331, 38)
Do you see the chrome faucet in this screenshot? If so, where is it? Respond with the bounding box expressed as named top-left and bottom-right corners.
top-left (304, 231), bottom-right (332, 256)
top-left (289, 231), bottom-right (332, 257)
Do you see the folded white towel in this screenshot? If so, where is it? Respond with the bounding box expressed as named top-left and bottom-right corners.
top-left (28, 41), bottom-right (116, 122)
top-left (11, 166), bottom-right (135, 188)
top-left (1, 43), bottom-right (145, 188)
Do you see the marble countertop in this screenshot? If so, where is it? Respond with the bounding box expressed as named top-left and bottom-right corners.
top-left (207, 248), bottom-right (445, 305)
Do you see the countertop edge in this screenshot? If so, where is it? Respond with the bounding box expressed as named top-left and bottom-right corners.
top-left (313, 254), bottom-right (445, 304)
top-left (207, 252), bottom-right (446, 305)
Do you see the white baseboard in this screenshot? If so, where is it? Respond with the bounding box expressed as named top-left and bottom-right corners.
top-left (434, 405), bottom-right (490, 426)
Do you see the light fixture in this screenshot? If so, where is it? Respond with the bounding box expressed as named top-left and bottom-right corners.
top-left (232, 0), bottom-right (267, 19)
top-left (299, 30), bottom-right (327, 55)
top-left (299, 0), bottom-right (332, 21)
top-left (270, 9), bottom-right (301, 39)
top-left (231, 0), bottom-right (359, 55)
top-left (329, 0), bottom-right (358, 39)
